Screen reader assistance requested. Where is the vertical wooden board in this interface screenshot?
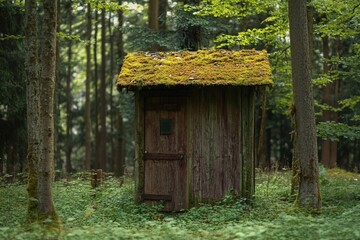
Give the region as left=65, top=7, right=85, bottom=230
left=248, top=89, right=256, bottom=197
left=134, top=91, right=145, bottom=202
left=241, top=88, right=248, bottom=198
left=206, top=88, right=216, bottom=197
left=189, top=87, right=245, bottom=203
left=241, top=87, right=255, bottom=199
left=185, top=95, right=193, bottom=205
left=232, top=88, right=242, bottom=194
left=222, top=87, right=240, bottom=196
left=189, top=89, right=202, bottom=203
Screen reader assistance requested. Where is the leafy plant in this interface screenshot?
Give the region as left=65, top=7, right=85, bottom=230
left=0, top=170, right=359, bottom=239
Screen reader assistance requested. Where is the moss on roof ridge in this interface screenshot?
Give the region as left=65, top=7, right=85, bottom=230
left=117, top=49, right=273, bottom=87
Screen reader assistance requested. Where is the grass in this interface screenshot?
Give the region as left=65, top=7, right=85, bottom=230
left=0, top=168, right=359, bottom=239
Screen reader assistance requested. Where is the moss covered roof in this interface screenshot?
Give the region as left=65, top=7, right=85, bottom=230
left=117, top=49, right=273, bottom=87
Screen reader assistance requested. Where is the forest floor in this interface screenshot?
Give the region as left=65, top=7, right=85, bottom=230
left=0, top=167, right=359, bottom=240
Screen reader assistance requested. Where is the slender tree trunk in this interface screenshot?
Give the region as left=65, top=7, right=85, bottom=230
left=257, top=90, right=267, bottom=170
left=321, top=36, right=339, bottom=169
left=329, top=38, right=341, bottom=168
left=288, top=0, right=321, bottom=210
left=94, top=10, right=100, bottom=169
left=100, top=8, right=107, bottom=171
left=115, top=0, right=125, bottom=177
left=65, top=2, right=73, bottom=173
left=84, top=3, right=92, bottom=171
left=108, top=12, right=115, bottom=172
left=116, top=112, right=125, bottom=177
left=25, top=0, right=40, bottom=222
left=330, top=78, right=338, bottom=167
left=37, top=0, right=61, bottom=226
left=158, top=0, right=167, bottom=30
left=6, top=143, right=14, bottom=174
left=149, top=0, right=159, bottom=30
left=0, top=156, right=3, bottom=175
left=54, top=0, right=61, bottom=172
left=321, top=35, right=332, bottom=168
left=182, top=0, right=202, bottom=50
left=148, top=0, right=160, bottom=51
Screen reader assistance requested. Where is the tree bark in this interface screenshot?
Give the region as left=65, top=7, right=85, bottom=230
left=94, top=10, right=100, bottom=169
left=321, top=35, right=332, bottom=168
left=292, top=2, right=314, bottom=196
left=257, top=90, right=267, bottom=170
left=84, top=3, right=92, bottom=171
left=108, top=12, right=115, bottom=172
left=54, top=0, right=61, bottom=172
left=149, top=0, right=159, bottom=30
left=24, top=0, right=40, bottom=222
left=38, top=0, right=60, bottom=222
left=158, top=0, right=167, bottom=30
left=182, top=0, right=202, bottom=50
left=65, top=1, right=73, bottom=174
left=115, top=0, right=125, bottom=177
left=100, top=8, right=107, bottom=171
left=288, top=0, right=321, bottom=210
left=115, top=112, right=125, bottom=177
left=329, top=38, right=341, bottom=168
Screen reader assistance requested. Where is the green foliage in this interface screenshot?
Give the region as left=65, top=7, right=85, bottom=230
left=312, top=0, right=360, bottom=38
left=1, top=171, right=359, bottom=239
left=190, top=0, right=275, bottom=19
left=317, top=121, right=360, bottom=141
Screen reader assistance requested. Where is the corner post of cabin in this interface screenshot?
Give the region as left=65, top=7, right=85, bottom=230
left=241, top=87, right=256, bottom=199
left=134, top=90, right=145, bottom=202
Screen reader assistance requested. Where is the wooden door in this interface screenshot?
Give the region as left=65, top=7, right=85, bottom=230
left=143, top=96, right=187, bottom=211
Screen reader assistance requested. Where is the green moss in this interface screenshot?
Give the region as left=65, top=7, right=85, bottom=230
left=26, top=146, right=62, bottom=235
left=27, top=145, right=39, bottom=223
left=117, top=49, right=273, bottom=88
left=327, top=168, right=359, bottom=180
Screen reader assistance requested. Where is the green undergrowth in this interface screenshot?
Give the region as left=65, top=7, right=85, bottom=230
left=0, top=169, right=359, bottom=239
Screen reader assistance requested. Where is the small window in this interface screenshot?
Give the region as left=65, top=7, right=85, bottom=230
left=160, top=119, right=172, bottom=135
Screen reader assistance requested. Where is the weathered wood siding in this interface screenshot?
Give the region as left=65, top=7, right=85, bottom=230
left=135, top=86, right=255, bottom=210
left=186, top=86, right=255, bottom=203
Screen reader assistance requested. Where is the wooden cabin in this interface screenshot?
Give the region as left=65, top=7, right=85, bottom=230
left=117, top=49, right=272, bottom=211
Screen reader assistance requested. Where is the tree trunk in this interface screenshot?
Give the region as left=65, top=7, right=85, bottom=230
left=100, top=8, right=107, bottom=171
left=65, top=2, right=73, bottom=174
left=321, top=35, right=332, bottom=168
left=329, top=37, right=341, bottom=168
left=84, top=3, right=92, bottom=171
left=290, top=104, right=300, bottom=196
left=24, top=0, right=40, bottom=222
left=257, top=90, right=267, bottom=170
left=94, top=10, right=100, bottom=169
left=182, top=0, right=202, bottom=50
left=108, top=12, right=115, bottom=172
left=158, top=0, right=167, bottom=30
left=38, top=0, right=60, bottom=223
left=115, top=0, right=125, bottom=177
left=148, top=0, right=161, bottom=51
left=54, top=0, right=61, bottom=172
left=115, top=112, right=125, bottom=177
left=288, top=0, right=321, bottom=210
left=149, top=0, right=159, bottom=30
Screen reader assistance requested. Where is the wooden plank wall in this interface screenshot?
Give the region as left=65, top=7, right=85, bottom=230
left=135, top=86, right=256, bottom=207
left=187, top=86, right=255, bottom=204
